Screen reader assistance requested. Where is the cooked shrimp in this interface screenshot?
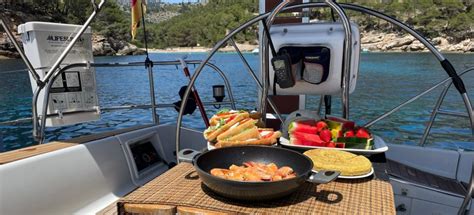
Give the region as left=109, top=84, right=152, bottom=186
left=276, top=166, right=294, bottom=177
left=210, top=168, right=229, bottom=178
left=266, top=163, right=278, bottom=172
left=227, top=172, right=244, bottom=181
left=272, top=175, right=283, bottom=181
left=210, top=162, right=296, bottom=182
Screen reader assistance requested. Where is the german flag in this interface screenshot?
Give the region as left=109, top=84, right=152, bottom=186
left=131, top=0, right=146, bottom=40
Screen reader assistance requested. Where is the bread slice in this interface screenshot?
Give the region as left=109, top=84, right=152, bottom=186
left=216, top=131, right=281, bottom=148
left=203, top=112, right=250, bottom=142
left=228, top=126, right=260, bottom=141
left=216, top=118, right=256, bottom=141
left=209, top=111, right=248, bottom=126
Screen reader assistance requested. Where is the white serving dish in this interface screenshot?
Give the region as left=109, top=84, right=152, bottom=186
left=312, top=167, right=374, bottom=179
left=279, top=135, right=388, bottom=155
left=207, top=142, right=278, bottom=150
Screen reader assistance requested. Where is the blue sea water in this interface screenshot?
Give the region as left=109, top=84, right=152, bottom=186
left=0, top=52, right=473, bottom=152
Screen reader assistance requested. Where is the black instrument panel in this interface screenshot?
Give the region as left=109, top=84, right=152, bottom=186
left=130, top=140, right=162, bottom=173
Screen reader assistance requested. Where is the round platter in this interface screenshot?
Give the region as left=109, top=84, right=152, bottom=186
left=207, top=142, right=277, bottom=150
left=312, top=167, right=374, bottom=179
left=279, top=135, right=388, bottom=155
left=207, top=141, right=217, bottom=150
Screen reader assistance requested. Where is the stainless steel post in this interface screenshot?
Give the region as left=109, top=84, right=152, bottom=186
left=461, top=93, right=474, bottom=135
left=420, top=82, right=452, bottom=146
left=258, top=0, right=293, bottom=124
left=147, top=64, right=159, bottom=124
left=38, top=80, right=54, bottom=144
left=32, top=87, right=42, bottom=141
left=325, top=0, right=352, bottom=119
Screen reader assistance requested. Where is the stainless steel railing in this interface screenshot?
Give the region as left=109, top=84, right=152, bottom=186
left=30, top=60, right=237, bottom=143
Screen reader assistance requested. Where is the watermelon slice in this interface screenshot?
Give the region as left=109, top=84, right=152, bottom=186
left=290, top=131, right=326, bottom=147
left=290, top=137, right=326, bottom=147
left=288, top=121, right=318, bottom=134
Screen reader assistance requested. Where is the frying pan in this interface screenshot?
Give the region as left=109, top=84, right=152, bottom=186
left=178, top=146, right=339, bottom=201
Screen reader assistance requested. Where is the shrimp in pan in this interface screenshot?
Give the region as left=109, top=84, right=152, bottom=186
left=210, top=162, right=296, bottom=182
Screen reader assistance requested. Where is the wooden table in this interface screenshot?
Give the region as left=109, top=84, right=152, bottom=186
left=118, top=163, right=395, bottom=214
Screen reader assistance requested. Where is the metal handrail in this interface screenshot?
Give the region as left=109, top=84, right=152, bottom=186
left=32, top=60, right=237, bottom=143
left=437, top=110, right=469, bottom=118
left=420, top=67, right=474, bottom=146
left=364, top=67, right=474, bottom=129
left=0, top=101, right=240, bottom=126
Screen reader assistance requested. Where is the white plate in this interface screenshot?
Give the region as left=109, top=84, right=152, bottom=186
left=312, top=167, right=374, bottom=179
left=279, top=135, right=388, bottom=155
left=207, top=142, right=277, bottom=150
left=207, top=141, right=217, bottom=150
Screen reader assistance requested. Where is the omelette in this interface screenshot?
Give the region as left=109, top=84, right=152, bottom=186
left=304, top=149, right=372, bottom=176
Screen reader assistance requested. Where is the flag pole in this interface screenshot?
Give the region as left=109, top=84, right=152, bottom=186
left=140, top=1, right=158, bottom=124
left=140, top=2, right=150, bottom=60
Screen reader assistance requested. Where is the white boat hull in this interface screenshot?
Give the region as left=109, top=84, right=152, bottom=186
left=0, top=124, right=206, bottom=215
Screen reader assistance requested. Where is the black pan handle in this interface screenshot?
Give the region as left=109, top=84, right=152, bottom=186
left=306, top=170, right=340, bottom=184
left=177, top=148, right=201, bottom=164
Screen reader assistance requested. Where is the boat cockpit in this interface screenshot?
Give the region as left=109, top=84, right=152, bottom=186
left=0, top=0, right=473, bottom=214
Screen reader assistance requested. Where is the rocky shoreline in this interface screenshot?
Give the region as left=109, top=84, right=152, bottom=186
left=0, top=31, right=145, bottom=59
left=148, top=32, right=474, bottom=54
left=1, top=30, right=473, bottom=59
left=91, top=34, right=145, bottom=56
left=361, top=31, right=474, bottom=53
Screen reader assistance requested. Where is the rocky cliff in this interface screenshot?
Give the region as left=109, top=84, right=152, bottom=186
left=361, top=31, right=474, bottom=53
left=91, top=34, right=145, bottom=56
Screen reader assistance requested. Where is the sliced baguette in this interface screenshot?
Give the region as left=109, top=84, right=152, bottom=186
left=228, top=126, right=260, bottom=141
left=209, top=111, right=248, bottom=126
left=216, top=131, right=281, bottom=148
left=203, top=112, right=250, bottom=141
left=216, top=118, right=256, bottom=141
